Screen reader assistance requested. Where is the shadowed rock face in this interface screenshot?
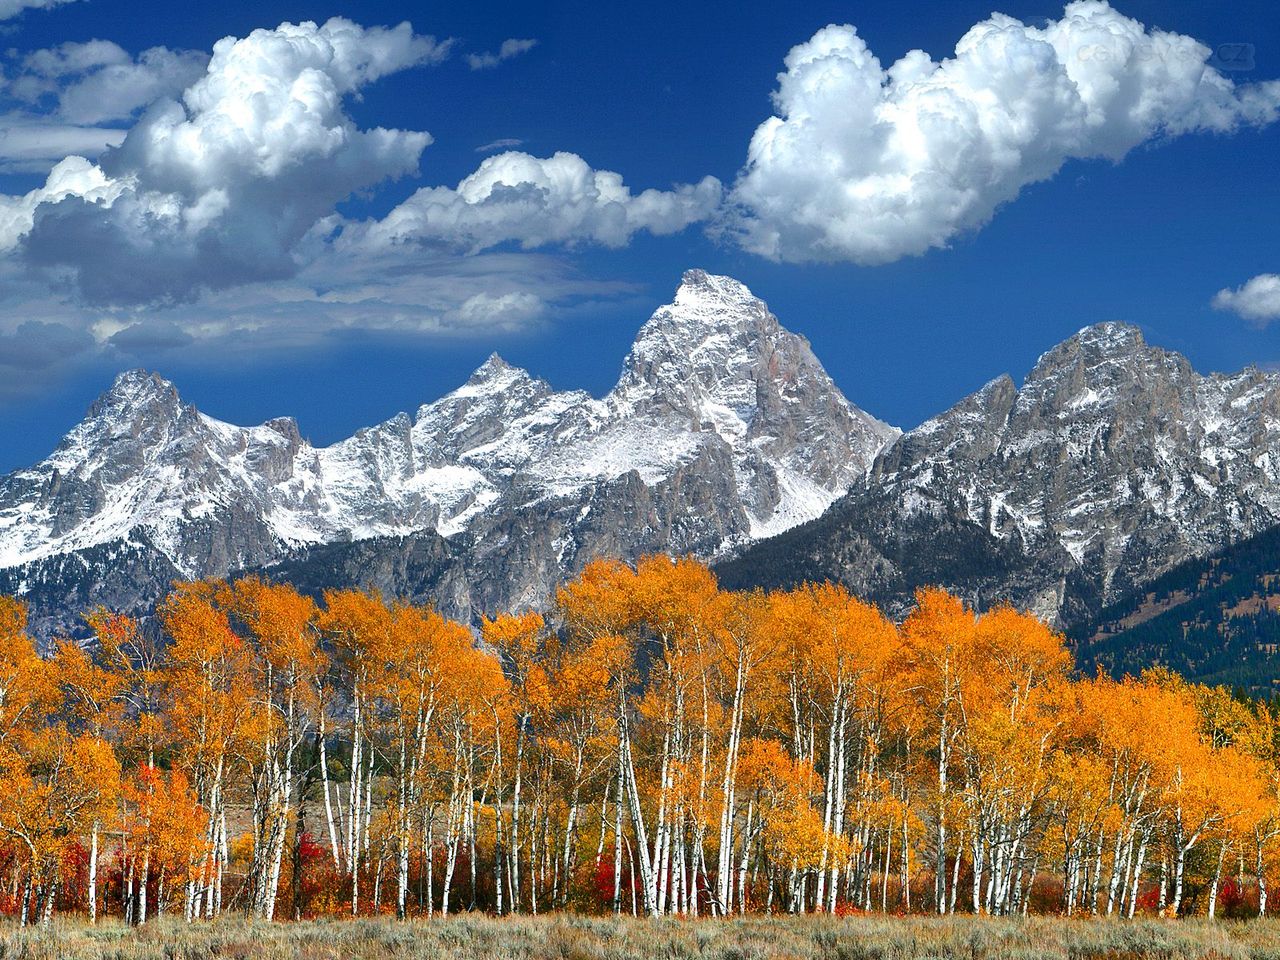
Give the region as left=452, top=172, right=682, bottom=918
left=719, top=322, right=1280, bottom=628
left=0, top=270, right=897, bottom=640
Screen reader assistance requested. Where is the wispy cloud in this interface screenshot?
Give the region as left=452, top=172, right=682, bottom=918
left=475, top=137, right=523, bottom=153
left=466, top=38, right=537, bottom=71
left=0, top=0, right=78, bottom=21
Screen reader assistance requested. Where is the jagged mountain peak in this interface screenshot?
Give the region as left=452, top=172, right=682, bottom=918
left=84, top=368, right=185, bottom=424
left=469, top=352, right=517, bottom=381
left=449, top=351, right=542, bottom=400
left=1069, top=320, right=1144, bottom=349
left=1029, top=322, right=1150, bottom=370
left=634, top=269, right=774, bottom=350
left=108, top=367, right=174, bottom=393
left=673, top=268, right=758, bottom=306
left=1026, top=321, right=1174, bottom=381
left=1015, top=321, right=1195, bottom=418
left=618, top=270, right=808, bottom=413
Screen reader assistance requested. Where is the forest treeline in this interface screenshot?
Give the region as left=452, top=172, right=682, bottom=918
left=1, top=555, right=1279, bottom=927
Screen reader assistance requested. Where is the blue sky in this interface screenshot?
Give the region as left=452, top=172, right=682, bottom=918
left=0, top=0, right=1276, bottom=472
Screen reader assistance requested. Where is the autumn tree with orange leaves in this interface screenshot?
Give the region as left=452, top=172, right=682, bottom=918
left=0, top=557, right=1276, bottom=923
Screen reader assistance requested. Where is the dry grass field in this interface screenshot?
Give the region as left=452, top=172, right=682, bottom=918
left=5, top=915, right=1280, bottom=960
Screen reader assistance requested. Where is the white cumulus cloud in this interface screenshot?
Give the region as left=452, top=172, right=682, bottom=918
left=362, top=150, right=722, bottom=253
left=8, top=18, right=450, bottom=305
left=726, top=0, right=1280, bottom=264
left=1213, top=274, right=1280, bottom=325
left=0, top=155, right=127, bottom=253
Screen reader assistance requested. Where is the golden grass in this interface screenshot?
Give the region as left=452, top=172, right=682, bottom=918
left=5, top=914, right=1280, bottom=960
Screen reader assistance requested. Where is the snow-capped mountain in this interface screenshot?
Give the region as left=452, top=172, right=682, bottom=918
left=0, top=270, right=897, bottom=636
left=719, top=321, right=1280, bottom=627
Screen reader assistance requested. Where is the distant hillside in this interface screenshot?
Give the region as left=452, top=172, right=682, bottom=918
left=1074, top=524, right=1280, bottom=694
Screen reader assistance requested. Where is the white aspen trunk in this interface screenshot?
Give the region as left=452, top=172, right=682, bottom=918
left=319, top=710, right=343, bottom=871
left=493, top=780, right=506, bottom=916
left=264, top=688, right=298, bottom=921
left=901, top=814, right=911, bottom=912
left=1107, top=823, right=1133, bottom=916
left=1258, top=836, right=1269, bottom=917
left=737, top=802, right=754, bottom=914
left=348, top=720, right=360, bottom=869
left=657, top=804, right=674, bottom=916
left=620, top=712, right=656, bottom=915
left=1172, top=843, right=1189, bottom=915
left=714, top=660, right=748, bottom=914
left=936, top=709, right=949, bottom=915
left=88, top=820, right=99, bottom=924
left=1208, top=844, right=1226, bottom=919
left=1128, top=831, right=1150, bottom=919
left=815, top=693, right=839, bottom=912
left=1089, top=825, right=1105, bottom=915
left=827, top=704, right=849, bottom=913
left=948, top=830, right=961, bottom=914
left=362, top=745, right=375, bottom=857
left=139, top=850, right=150, bottom=924
left=613, top=750, right=625, bottom=915
left=972, top=829, right=985, bottom=914
left=560, top=760, right=583, bottom=908
left=882, top=825, right=892, bottom=912
left=1022, top=854, right=1040, bottom=917
left=594, top=774, right=611, bottom=870
left=510, top=716, right=526, bottom=913
left=347, top=712, right=362, bottom=878
left=651, top=728, right=671, bottom=915
left=39, top=879, right=56, bottom=929
left=425, top=808, right=435, bottom=918
left=214, top=805, right=228, bottom=916
left=468, top=806, right=478, bottom=910
left=397, top=743, right=409, bottom=920
left=441, top=817, right=458, bottom=917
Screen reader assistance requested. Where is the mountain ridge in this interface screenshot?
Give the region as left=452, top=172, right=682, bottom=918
left=0, top=269, right=898, bottom=637
left=9, top=273, right=1280, bottom=653
left=719, top=319, right=1280, bottom=628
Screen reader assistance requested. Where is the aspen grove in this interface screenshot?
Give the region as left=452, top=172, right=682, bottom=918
left=0, top=556, right=1277, bottom=927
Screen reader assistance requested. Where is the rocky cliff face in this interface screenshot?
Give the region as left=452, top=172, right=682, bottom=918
left=719, top=322, right=1280, bottom=627
left=0, top=270, right=897, bottom=638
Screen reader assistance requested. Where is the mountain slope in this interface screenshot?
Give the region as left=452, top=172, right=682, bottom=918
left=1074, top=523, right=1280, bottom=693
left=0, top=269, right=897, bottom=637
left=719, top=322, right=1280, bottom=628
